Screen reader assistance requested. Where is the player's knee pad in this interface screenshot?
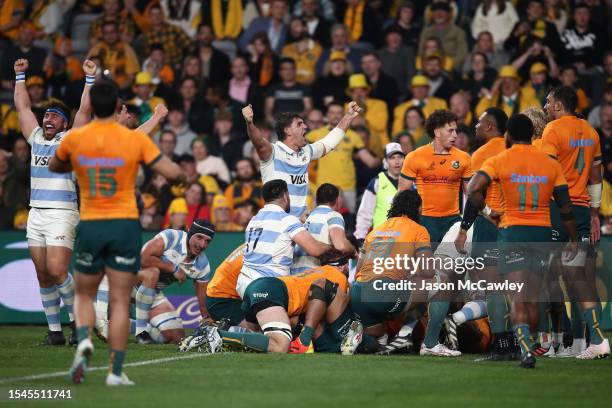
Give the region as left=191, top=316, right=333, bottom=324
left=261, top=321, right=292, bottom=341
left=308, top=284, right=326, bottom=302
left=150, top=311, right=184, bottom=331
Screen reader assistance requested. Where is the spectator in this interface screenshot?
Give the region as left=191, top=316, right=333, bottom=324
left=224, top=158, right=264, bottom=209
left=296, top=0, right=332, bottom=48
left=361, top=52, right=399, bottom=117
left=0, top=183, right=15, bottom=229
left=392, top=75, right=448, bottom=135
left=471, top=0, right=519, bottom=47
left=165, top=196, right=188, bottom=230
left=143, top=172, right=174, bottom=215
left=307, top=101, right=380, bottom=212
left=394, top=106, right=427, bottom=148
left=178, top=76, right=208, bottom=134
left=346, top=73, right=389, bottom=158
left=336, top=0, right=382, bottom=48
left=158, top=130, right=181, bottom=163
left=142, top=4, right=193, bottom=69
left=89, top=0, right=135, bottom=46
left=460, top=51, right=498, bottom=109
left=281, top=17, right=322, bottom=85
left=203, top=83, right=245, bottom=135
left=559, top=3, right=602, bottom=70
left=450, top=92, right=474, bottom=127
left=393, top=1, right=420, bottom=51
left=234, top=198, right=259, bottom=229
left=207, top=110, right=244, bottom=171
left=88, top=20, right=140, bottom=90
left=191, top=137, right=231, bottom=185
left=544, top=0, right=568, bottom=34
left=416, top=36, right=454, bottom=75
left=128, top=72, right=166, bottom=124
left=588, top=84, right=612, bottom=129
left=159, top=105, right=196, bottom=155
left=29, top=0, right=63, bottom=43
left=228, top=56, right=264, bottom=117
left=196, top=24, right=231, bottom=85
left=180, top=55, right=202, bottom=82
left=25, top=76, right=47, bottom=121
left=311, top=50, right=351, bottom=111
left=265, top=57, right=312, bottom=122
left=521, top=62, right=553, bottom=106
left=475, top=65, right=540, bottom=117
left=598, top=102, right=612, bottom=232
left=352, top=124, right=381, bottom=196
left=0, top=103, right=19, bottom=148
left=201, top=0, right=243, bottom=40
left=46, top=37, right=83, bottom=101
left=376, top=25, right=415, bottom=103
left=160, top=0, right=201, bottom=38
left=315, top=23, right=362, bottom=77
left=139, top=193, right=164, bottom=231
left=511, top=37, right=559, bottom=82
left=558, top=65, right=590, bottom=113
left=418, top=1, right=468, bottom=67
left=305, top=109, right=324, bottom=130
left=211, top=194, right=242, bottom=231
left=0, top=0, right=25, bottom=44
left=462, top=31, right=506, bottom=74
left=141, top=44, right=175, bottom=87
left=422, top=53, right=455, bottom=102
left=239, top=0, right=288, bottom=53
left=0, top=151, right=9, bottom=193
left=293, top=0, right=336, bottom=22
left=394, top=132, right=415, bottom=154
left=503, top=0, right=563, bottom=61
left=455, top=124, right=475, bottom=153
left=1, top=23, right=48, bottom=91
left=246, top=32, right=279, bottom=89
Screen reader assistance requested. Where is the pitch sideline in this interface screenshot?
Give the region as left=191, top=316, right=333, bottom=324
left=0, top=353, right=208, bottom=384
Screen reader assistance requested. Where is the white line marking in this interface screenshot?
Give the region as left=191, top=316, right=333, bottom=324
left=0, top=353, right=208, bottom=384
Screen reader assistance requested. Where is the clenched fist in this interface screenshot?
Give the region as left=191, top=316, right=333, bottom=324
left=82, top=59, right=97, bottom=76
left=153, top=104, right=168, bottom=119
left=346, top=101, right=362, bottom=118
left=14, top=59, right=28, bottom=73
left=242, top=104, right=254, bottom=123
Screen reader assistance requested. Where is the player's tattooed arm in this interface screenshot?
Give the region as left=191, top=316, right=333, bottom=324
left=13, top=59, right=38, bottom=139
left=73, top=59, right=97, bottom=128
left=243, top=104, right=272, bottom=162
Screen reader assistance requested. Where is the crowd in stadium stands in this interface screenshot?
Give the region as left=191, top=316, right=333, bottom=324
left=0, top=0, right=610, bottom=234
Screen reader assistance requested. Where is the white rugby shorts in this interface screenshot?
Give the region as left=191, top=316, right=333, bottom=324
left=27, top=208, right=79, bottom=249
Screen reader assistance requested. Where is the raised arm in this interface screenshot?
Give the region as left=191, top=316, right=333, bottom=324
left=242, top=104, right=273, bottom=162
left=336, top=101, right=362, bottom=132
left=137, top=104, right=168, bottom=135
left=310, top=102, right=362, bottom=159
left=13, top=59, right=39, bottom=139
left=72, top=59, right=97, bottom=129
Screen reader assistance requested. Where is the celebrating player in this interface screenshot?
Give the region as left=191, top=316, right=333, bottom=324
left=49, top=80, right=182, bottom=386
left=242, top=101, right=361, bottom=217
left=14, top=58, right=97, bottom=346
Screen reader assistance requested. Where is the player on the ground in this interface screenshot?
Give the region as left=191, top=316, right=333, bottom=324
left=235, top=179, right=331, bottom=298
left=134, top=221, right=214, bottom=344
left=49, top=80, right=182, bottom=385
left=455, top=107, right=519, bottom=360
left=242, top=101, right=361, bottom=218
left=292, top=183, right=357, bottom=274
left=541, top=86, right=609, bottom=359
left=460, top=113, right=578, bottom=369
left=14, top=58, right=97, bottom=346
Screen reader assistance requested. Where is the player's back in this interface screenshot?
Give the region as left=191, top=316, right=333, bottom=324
left=471, top=137, right=505, bottom=212
left=541, top=116, right=601, bottom=206
left=356, top=216, right=431, bottom=282
left=481, top=144, right=567, bottom=228
left=207, top=244, right=245, bottom=299
left=280, top=265, right=349, bottom=316
left=61, top=121, right=161, bottom=220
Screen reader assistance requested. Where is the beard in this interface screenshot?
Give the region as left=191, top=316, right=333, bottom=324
left=236, top=173, right=255, bottom=183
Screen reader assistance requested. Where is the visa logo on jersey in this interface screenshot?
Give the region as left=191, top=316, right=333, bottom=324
left=570, top=138, right=594, bottom=148
left=32, top=155, right=51, bottom=166
left=290, top=174, right=307, bottom=185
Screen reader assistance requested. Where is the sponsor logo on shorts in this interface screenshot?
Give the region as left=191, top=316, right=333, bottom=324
left=115, top=256, right=136, bottom=265
left=76, top=252, right=93, bottom=267
left=253, top=292, right=269, bottom=298
left=54, top=235, right=65, bottom=241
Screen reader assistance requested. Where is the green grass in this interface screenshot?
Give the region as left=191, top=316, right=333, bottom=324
left=1, top=326, right=611, bottom=408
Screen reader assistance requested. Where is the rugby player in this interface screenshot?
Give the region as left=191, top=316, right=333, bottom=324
left=455, top=107, right=519, bottom=360
left=134, top=220, right=215, bottom=344
left=235, top=179, right=332, bottom=299
left=541, top=86, right=610, bottom=359
left=49, top=80, right=182, bottom=385
left=14, top=58, right=97, bottom=346
left=292, top=183, right=357, bottom=274
left=241, top=101, right=361, bottom=218
left=460, top=113, right=578, bottom=368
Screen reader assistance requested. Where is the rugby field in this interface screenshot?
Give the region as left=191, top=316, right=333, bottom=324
left=1, top=326, right=611, bottom=408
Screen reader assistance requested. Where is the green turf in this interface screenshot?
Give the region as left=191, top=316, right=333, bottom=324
left=1, top=326, right=611, bottom=408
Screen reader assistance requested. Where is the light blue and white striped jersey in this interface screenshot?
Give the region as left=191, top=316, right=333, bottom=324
left=292, top=205, right=345, bottom=274
left=155, top=229, right=211, bottom=283
left=260, top=141, right=323, bottom=217
left=241, top=203, right=305, bottom=282
left=28, top=127, right=78, bottom=210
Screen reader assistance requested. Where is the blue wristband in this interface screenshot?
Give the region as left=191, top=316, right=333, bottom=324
left=15, top=72, right=25, bottom=83
left=85, top=75, right=95, bottom=85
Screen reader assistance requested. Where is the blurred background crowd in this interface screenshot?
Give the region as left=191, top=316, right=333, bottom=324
left=0, top=0, right=610, bottom=235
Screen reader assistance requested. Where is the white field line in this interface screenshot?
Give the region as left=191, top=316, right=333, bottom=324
left=0, top=353, right=208, bottom=384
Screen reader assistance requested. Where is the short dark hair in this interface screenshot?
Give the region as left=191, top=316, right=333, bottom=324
left=319, top=248, right=349, bottom=267
left=484, top=107, right=508, bottom=135
left=327, top=100, right=345, bottom=112
left=560, top=64, right=578, bottom=76
left=235, top=198, right=260, bottom=212
left=178, top=153, right=195, bottom=164
left=387, top=189, right=422, bottom=222
left=274, top=112, right=302, bottom=141
left=101, top=20, right=119, bottom=31
left=507, top=114, right=534, bottom=143
left=90, top=80, right=118, bottom=118
left=549, top=86, right=578, bottom=113
left=279, top=57, right=296, bottom=67
left=361, top=52, right=379, bottom=61
left=316, top=183, right=340, bottom=206
left=425, top=109, right=457, bottom=138
left=150, top=43, right=164, bottom=52
left=160, top=129, right=177, bottom=143
left=262, top=179, right=288, bottom=202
